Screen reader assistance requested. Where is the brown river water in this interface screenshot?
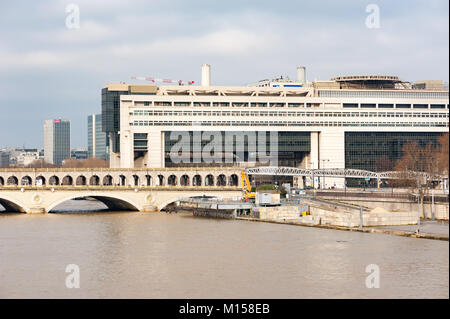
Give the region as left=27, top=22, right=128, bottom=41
left=0, top=200, right=448, bottom=298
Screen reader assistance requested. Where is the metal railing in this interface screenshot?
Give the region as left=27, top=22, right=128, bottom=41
left=245, top=166, right=448, bottom=181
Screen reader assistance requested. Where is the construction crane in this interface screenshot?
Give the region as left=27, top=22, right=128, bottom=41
left=131, top=76, right=195, bottom=86
left=241, top=170, right=256, bottom=201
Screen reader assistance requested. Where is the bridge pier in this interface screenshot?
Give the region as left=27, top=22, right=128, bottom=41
left=141, top=204, right=159, bottom=212
left=27, top=206, right=46, bottom=214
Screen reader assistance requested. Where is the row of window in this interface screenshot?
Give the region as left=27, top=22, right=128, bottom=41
left=130, top=120, right=449, bottom=128
left=134, top=101, right=320, bottom=107
left=319, top=90, right=448, bottom=99
left=133, top=100, right=450, bottom=109
left=343, top=103, right=448, bottom=109
left=129, top=110, right=449, bottom=118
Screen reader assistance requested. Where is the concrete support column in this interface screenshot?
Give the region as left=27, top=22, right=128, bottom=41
left=309, top=132, right=320, bottom=189
left=319, top=129, right=345, bottom=188
left=310, top=132, right=319, bottom=169
left=120, top=130, right=134, bottom=168
left=108, top=134, right=120, bottom=168
left=147, top=130, right=165, bottom=168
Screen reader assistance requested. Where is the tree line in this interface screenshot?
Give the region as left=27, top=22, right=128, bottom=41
left=26, top=157, right=109, bottom=168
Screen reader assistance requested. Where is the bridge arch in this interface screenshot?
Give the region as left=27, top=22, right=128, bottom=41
left=167, top=175, right=177, bottom=186
left=132, top=175, right=139, bottom=186
left=0, top=195, right=26, bottom=213
left=47, top=193, right=141, bottom=213
left=21, top=176, right=32, bottom=186
left=36, top=176, right=46, bottom=186
left=217, top=174, right=227, bottom=186
left=205, top=174, right=214, bottom=186
left=0, top=176, right=4, bottom=186
left=7, top=176, right=18, bottom=186
left=89, top=175, right=100, bottom=186
left=158, top=196, right=196, bottom=211
left=76, top=175, right=86, bottom=185
left=118, top=175, right=126, bottom=186
left=62, top=175, right=73, bottom=186
left=229, top=174, right=239, bottom=186
left=157, top=175, right=164, bottom=186
left=193, top=174, right=202, bottom=186
left=180, top=175, right=190, bottom=186
left=49, top=175, right=60, bottom=186
left=103, top=175, right=113, bottom=186
left=144, top=175, right=152, bottom=186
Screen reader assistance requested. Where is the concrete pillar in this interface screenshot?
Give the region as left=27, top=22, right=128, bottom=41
left=119, top=130, right=134, bottom=168
left=310, top=132, right=319, bottom=169
left=147, top=131, right=165, bottom=168
left=319, top=129, right=345, bottom=188
left=108, top=134, right=121, bottom=168
left=293, top=176, right=304, bottom=188
left=310, top=132, right=320, bottom=189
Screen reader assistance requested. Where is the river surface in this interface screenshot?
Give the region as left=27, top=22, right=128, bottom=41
left=0, top=200, right=448, bottom=298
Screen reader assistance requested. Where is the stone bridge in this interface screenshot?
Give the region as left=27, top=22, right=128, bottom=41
left=0, top=167, right=243, bottom=213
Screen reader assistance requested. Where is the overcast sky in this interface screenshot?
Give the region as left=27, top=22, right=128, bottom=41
left=0, top=0, right=448, bottom=149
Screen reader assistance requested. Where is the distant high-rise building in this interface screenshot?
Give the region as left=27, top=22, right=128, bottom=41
left=44, top=119, right=71, bottom=165
left=0, top=151, right=10, bottom=168
left=71, top=148, right=88, bottom=160
left=88, top=114, right=109, bottom=160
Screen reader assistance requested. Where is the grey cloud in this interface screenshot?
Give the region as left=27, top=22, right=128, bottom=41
left=0, top=0, right=448, bottom=148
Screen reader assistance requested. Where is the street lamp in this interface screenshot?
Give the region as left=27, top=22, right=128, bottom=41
left=344, top=170, right=347, bottom=195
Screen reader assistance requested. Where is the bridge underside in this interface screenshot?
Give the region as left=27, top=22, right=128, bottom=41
left=0, top=198, right=25, bottom=213
left=87, top=196, right=139, bottom=212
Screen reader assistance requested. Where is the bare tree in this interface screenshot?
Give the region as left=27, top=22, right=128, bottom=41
left=61, top=158, right=83, bottom=168
left=437, top=133, right=449, bottom=175
left=26, top=159, right=58, bottom=168
left=81, top=158, right=109, bottom=168
left=393, top=135, right=449, bottom=217
left=374, top=155, right=393, bottom=172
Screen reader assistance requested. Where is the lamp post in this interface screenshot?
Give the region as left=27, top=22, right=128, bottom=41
left=416, top=174, right=421, bottom=234
left=344, top=171, right=347, bottom=195
left=321, top=159, right=330, bottom=190
left=144, top=163, right=149, bottom=187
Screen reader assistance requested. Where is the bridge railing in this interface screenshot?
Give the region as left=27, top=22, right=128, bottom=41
left=0, top=167, right=243, bottom=173
left=0, top=185, right=242, bottom=191
left=245, top=166, right=448, bottom=180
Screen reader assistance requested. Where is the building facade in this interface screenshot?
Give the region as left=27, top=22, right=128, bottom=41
left=44, top=119, right=71, bottom=165
left=16, top=149, right=42, bottom=167
left=71, top=148, right=88, bottom=161
left=0, top=151, right=10, bottom=168
left=101, top=66, right=449, bottom=188
left=88, top=114, right=110, bottom=160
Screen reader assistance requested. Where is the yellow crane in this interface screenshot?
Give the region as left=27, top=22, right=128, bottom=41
left=241, top=170, right=256, bottom=200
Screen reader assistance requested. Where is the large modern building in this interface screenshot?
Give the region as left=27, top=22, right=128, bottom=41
left=101, top=65, right=449, bottom=188
left=88, top=114, right=110, bottom=160
left=44, top=119, right=71, bottom=165
left=0, top=151, right=10, bottom=168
